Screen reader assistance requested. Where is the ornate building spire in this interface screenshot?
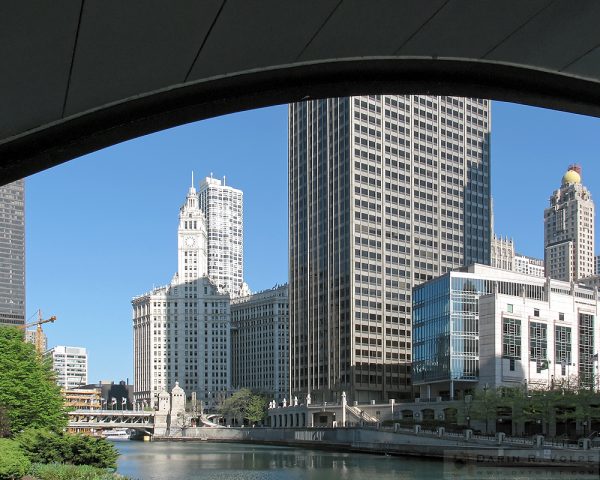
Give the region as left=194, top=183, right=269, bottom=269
left=177, top=177, right=207, bottom=282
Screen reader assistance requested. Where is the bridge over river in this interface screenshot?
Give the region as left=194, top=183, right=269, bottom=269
left=68, top=409, right=155, bottom=435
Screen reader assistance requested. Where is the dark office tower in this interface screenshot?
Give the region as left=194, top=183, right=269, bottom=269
left=289, top=96, right=490, bottom=403
left=0, top=179, right=25, bottom=327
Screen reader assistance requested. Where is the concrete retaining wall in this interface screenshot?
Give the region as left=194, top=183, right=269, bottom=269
left=154, top=427, right=600, bottom=468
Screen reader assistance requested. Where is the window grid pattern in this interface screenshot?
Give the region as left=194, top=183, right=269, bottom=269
left=555, top=325, right=572, bottom=364
left=529, top=322, right=547, bottom=361
left=578, top=313, right=595, bottom=387
left=502, top=317, right=521, bottom=359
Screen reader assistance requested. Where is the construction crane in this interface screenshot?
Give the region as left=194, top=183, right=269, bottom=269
left=18, top=309, right=56, bottom=355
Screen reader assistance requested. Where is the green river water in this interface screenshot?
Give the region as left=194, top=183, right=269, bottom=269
left=115, top=440, right=597, bottom=480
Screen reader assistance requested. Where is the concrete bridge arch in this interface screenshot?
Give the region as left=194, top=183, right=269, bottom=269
left=2, top=1, right=600, bottom=183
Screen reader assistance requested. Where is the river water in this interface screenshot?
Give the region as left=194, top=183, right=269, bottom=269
left=115, top=440, right=597, bottom=480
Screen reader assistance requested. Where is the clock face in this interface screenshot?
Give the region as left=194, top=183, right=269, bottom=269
left=185, top=236, right=196, bottom=248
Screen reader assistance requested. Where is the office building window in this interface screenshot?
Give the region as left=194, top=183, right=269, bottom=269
left=502, top=317, right=521, bottom=359
left=529, top=322, right=547, bottom=361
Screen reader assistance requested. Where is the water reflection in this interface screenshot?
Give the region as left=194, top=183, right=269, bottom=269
left=116, top=441, right=596, bottom=480
left=116, top=441, right=438, bottom=480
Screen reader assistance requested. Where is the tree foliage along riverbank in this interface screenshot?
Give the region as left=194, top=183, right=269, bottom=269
left=0, top=435, right=127, bottom=480
left=219, top=388, right=268, bottom=425
left=17, top=428, right=119, bottom=469
left=0, top=327, right=67, bottom=435
left=460, top=381, right=600, bottom=435
left=0, top=326, right=125, bottom=480
left=0, top=438, right=30, bottom=479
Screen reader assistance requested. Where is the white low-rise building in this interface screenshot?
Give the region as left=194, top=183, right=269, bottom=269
left=413, top=264, right=600, bottom=400
left=48, top=345, right=88, bottom=389
left=513, top=254, right=545, bottom=278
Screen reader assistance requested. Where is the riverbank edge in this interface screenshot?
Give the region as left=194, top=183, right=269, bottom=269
left=150, top=428, right=600, bottom=470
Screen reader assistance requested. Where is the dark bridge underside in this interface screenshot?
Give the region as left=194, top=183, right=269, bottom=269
left=5, top=1, right=600, bottom=185
left=3, top=58, right=600, bottom=186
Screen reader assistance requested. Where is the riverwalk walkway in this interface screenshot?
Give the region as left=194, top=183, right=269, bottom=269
left=152, top=425, right=600, bottom=470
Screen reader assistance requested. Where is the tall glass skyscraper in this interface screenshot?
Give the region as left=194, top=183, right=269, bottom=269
left=289, top=96, right=491, bottom=403
left=0, top=179, right=25, bottom=327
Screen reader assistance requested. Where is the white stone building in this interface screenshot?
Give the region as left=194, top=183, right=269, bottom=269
left=491, top=235, right=514, bottom=271
left=48, top=345, right=88, bottom=389
left=133, top=179, right=231, bottom=410
left=545, top=165, right=595, bottom=282
left=198, top=176, right=244, bottom=297
left=413, top=264, right=600, bottom=400
left=513, top=253, right=545, bottom=278
left=491, top=234, right=544, bottom=278
left=231, top=284, right=289, bottom=401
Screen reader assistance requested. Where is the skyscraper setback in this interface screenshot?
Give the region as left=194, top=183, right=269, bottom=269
left=289, top=95, right=491, bottom=403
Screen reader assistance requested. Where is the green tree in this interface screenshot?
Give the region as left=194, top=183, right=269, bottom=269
left=220, top=388, right=252, bottom=425
left=469, top=386, right=501, bottom=434
left=219, top=389, right=267, bottom=425
left=246, top=394, right=267, bottom=425
left=0, top=405, right=10, bottom=438
left=567, top=388, right=600, bottom=436
left=0, top=327, right=67, bottom=435
left=494, top=386, right=527, bottom=433
left=17, top=428, right=68, bottom=464
left=533, top=389, right=557, bottom=429
left=0, top=438, right=30, bottom=480
left=17, top=428, right=118, bottom=469
left=64, top=434, right=118, bottom=469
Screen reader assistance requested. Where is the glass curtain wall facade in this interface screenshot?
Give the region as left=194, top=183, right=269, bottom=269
left=289, top=96, right=491, bottom=403
left=413, top=275, right=482, bottom=398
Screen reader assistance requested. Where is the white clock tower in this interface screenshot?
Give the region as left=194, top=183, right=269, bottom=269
left=177, top=173, right=208, bottom=282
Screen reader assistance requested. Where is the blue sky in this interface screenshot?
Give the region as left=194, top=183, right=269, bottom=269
left=25, top=100, right=600, bottom=382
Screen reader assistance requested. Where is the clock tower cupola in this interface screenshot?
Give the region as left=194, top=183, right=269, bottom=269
left=177, top=172, right=208, bottom=281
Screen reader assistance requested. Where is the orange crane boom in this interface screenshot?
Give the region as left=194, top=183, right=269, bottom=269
left=18, top=309, right=56, bottom=354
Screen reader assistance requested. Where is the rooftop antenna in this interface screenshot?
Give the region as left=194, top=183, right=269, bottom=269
left=191, top=170, right=194, bottom=188
left=223, top=175, right=226, bottom=186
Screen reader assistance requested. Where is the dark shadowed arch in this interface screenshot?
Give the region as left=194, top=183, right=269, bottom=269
left=3, top=1, right=600, bottom=184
